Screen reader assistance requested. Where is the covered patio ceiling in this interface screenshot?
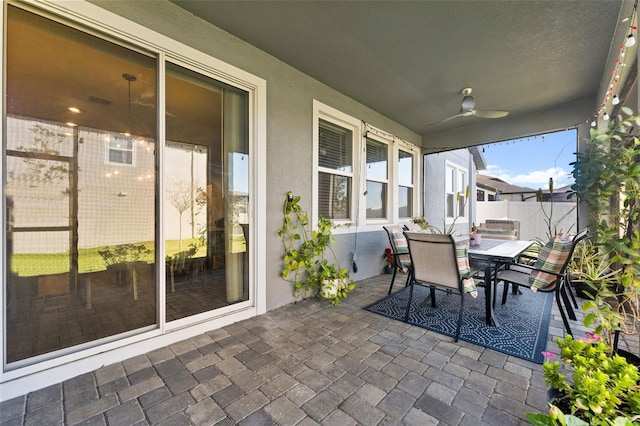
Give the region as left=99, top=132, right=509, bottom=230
left=170, top=0, right=637, bottom=150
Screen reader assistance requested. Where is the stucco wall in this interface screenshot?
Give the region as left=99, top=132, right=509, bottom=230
left=90, top=0, right=421, bottom=310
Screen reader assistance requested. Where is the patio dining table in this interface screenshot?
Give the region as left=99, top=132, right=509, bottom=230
left=468, top=238, right=534, bottom=327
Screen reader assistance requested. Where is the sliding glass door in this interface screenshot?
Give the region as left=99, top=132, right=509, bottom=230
left=4, top=4, right=251, bottom=365
left=164, top=63, right=249, bottom=321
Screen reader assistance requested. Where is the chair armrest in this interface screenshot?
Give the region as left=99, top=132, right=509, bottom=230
left=497, top=263, right=564, bottom=280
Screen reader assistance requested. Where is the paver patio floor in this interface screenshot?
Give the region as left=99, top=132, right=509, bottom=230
left=1, top=273, right=630, bottom=425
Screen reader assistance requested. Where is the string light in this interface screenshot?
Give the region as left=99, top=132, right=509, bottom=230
left=626, top=33, right=636, bottom=47
left=588, top=2, right=637, bottom=125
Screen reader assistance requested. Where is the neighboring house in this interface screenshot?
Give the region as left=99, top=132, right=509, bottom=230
left=0, top=0, right=632, bottom=400
left=476, top=174, right=573, bottom=202
left=534, top=184, right=575, bottom=203
left=476, top=174, right=537, bottom=202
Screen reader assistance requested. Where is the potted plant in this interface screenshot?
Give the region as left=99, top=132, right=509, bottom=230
left=98, top=242, right=152, bottom=285
left=278, top=191, right=355, bottom=305
left=569, top=107, right=640, bottom=351
left=383, top=248, right=395, bottom=274
left=567, top=240, right=620, bottom=300
left=526, top=334, right=640, bottom=425
left=98, top=242, right=152, bottom=268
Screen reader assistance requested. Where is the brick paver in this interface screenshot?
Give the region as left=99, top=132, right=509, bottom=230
left=2, top=273, right=629, bottom=425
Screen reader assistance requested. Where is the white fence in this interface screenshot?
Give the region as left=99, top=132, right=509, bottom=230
left=476, top=200, right=578, bottom=241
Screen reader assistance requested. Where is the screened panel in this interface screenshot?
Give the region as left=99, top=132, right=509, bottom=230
left=398, top=186, right=413, bottom=218
left=398, top=149, right=413, bottom=186
left=446, top=167, right=455, bottom=194
left=446, top=193, right=455, bottom=218
left=318, top=119, right=352, bottom=173
left=366, top=181, right=387, bottom=219
left=458, top=195, right=466, bottom=219
left=366, top=138, right=387, bottom=180
left=458, top=170, right=467, bottom=219
left=318, top=172, right=350, bottom=220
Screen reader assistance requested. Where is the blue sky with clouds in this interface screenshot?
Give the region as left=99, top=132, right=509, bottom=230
left=480, top=128, right=577, bottom=191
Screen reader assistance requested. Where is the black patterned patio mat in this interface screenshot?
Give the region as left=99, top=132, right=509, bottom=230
left=365, top=284, right=553, bottom=364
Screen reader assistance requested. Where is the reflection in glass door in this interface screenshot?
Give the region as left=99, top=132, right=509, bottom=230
left=4, top=6, right=157, bottom=364
left=165, top=63, right=249, bottom=321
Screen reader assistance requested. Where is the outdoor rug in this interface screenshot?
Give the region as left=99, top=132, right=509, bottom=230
left=364, top=284, right=553, bottom=364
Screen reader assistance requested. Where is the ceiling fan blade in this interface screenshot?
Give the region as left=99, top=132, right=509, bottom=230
left=472, top=110, right=509, bottom=119
left=425, top=113, right=463, bottom=127
left=440, top=113, right=465, bottom=123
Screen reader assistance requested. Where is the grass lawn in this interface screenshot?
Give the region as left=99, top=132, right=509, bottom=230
left=10, top=238, right=207, bottom=277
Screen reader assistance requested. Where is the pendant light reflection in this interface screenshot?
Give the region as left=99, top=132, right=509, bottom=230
left=122, top=73, right=136, bottom=137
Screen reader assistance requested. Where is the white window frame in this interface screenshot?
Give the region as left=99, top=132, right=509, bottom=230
left=396, top=145, right=417, bottom=221
left=445, top=160, right=469, bottom=225
left=313, top=100, right=419, bottom=233
left=364, top=133, right=390, bottom=223
left=105, top=134, right=136, bottom=166
left=316, top=118, right=356, bottom=222
left=313, top=101, right=361, bottom=229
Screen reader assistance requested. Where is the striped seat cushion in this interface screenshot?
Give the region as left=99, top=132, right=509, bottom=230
left=454, top=236, right=477, bottom=296
left=529, top=235, right=573, bottom=291
left=390, top=228, right=411, bottom=268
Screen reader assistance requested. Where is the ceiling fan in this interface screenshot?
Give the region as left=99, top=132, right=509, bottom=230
left=427, top=87, right=509, bottom=126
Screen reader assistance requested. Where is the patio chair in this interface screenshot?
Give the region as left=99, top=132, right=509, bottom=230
left=477, top=219, right=520, bottom=240
left=495, top=229, right=589, bottom=335
left=403, top=232, right=480, bottom=342
left=383, top=225, right=413, bottom=294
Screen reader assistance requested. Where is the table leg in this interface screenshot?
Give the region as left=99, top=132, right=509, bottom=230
left=484, top=264, right=500, bottom=327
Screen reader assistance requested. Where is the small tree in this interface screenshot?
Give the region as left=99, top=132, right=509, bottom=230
left=537, top=177, right=575, bottom=241
left=167, top=179, right=199, bottom=250
left=8, top=124, right=69, bottom=186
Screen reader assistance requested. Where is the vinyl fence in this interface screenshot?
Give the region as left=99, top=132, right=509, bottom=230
left=476, top=200, right=578, bottom=242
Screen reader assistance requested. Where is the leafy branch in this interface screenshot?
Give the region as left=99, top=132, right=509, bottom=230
left=277, top=191, right=355, bottom=305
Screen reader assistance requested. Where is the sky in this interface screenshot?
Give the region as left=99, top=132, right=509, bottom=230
left=480, top=128, right=577, bottom=191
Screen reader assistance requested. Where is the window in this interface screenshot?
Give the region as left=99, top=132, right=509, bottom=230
left=477, top=189, right=485, bottom=201
left=318, top=119, right=353, bottom=220
left=445, top=162, right=468, bottom=223
left=365, top=137, right=388, bottom=219
left=106, top=135, right=135, bottom=165
left=314, top=101, right=418, bottom=228
left=398, top=149, right=414, bottom=218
